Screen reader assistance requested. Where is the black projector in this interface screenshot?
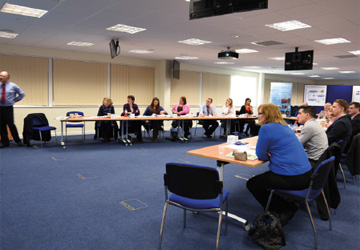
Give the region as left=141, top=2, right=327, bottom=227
left=218, top=51, right=239, bottom=60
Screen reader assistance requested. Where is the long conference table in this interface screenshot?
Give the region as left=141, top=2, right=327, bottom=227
left=59, top=115, right=298, bottom=148
left=187, top=136, right=264, bottom=230
left=59, top=115, right=258, bottom=148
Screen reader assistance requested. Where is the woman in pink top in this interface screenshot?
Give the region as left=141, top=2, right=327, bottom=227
left=171, top=96, right=192, bottom=139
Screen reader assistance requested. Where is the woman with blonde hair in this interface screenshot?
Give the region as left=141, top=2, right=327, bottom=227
left=221, top=98, right=236, bottom=135
left=95, top=97, right=118, bottom=142
left=318, top=102, right=332, bottom=119
left=223, top=98, right=235, bottom=116
left=246, top=103, right=312, bottom=227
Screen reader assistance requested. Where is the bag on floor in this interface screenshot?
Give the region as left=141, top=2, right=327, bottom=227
left=248, top=211, right=286, bottom=250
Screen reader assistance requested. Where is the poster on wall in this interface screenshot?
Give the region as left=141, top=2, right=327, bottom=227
left=352, top=86, right=360, bottom=102
left=270, top=82, right=293, bottom=116
left=304, top=85, right=327, bottom=106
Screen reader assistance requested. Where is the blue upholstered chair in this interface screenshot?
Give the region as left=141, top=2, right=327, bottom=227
left=65, top=111, right=85, bottom=141
left=32, top=117, right=57, bottom=147
left=159, top=163, right=229, bottom=250
left=265, top=156, right=335, bottom=250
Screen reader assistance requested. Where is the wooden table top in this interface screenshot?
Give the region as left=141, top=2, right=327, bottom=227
left=61, top=115, right=258, bottom=122
left=187, top=136, right=264, bottom=168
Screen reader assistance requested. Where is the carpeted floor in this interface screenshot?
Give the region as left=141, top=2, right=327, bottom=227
left=1, top=130, right=359, bottom=250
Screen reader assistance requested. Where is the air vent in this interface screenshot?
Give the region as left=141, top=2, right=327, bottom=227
left=252, top=40, right=285, bottom=46
left=334, top=55, right=358, bottom=59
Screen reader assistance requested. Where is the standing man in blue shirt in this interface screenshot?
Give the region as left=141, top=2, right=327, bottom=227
left=0, top=71, right=25, bottom=148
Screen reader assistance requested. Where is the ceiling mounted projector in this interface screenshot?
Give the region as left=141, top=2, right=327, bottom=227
left=218, top=47, right=239, bottom=60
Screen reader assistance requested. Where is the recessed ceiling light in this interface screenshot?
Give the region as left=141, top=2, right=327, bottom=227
left=1, top=3, right=48, bottom=18
left=291, top=72, right=305, bottom=75
left=235, top=49, right=258, bottom=54
left=185, top=0, right=190, bottom=2
left=128, top=49, right=154, bottom=54
left=67, top=41, right=94, bottom=47
left=178, top=38, right=212, bottom=45
left=265, top=20, right=311, bottom=31
left=315, top=38, right=351, bottom=45
left=251, top=40, right=285, bottom=46
left=0, top=31, right=18, bottom=38
left=323, top=77, right=334, bottom=80
left=214, top=62, right=235, bottom=65
left=106, top=24, right=146, bottom=34
left=175, top=56, right=199, bottom=60
left=309, top=75, right=321, bottom=78
left=348, top=50, right=360, bottom=55
left=243, top=66, right=261, bottom=69
left=321, top=67, right=339, bottom=70
left=269, top=57, right=285, bottom=60
left=339, top=71, right=355, bottom=74
left=313, top=63, right=319, bottom=66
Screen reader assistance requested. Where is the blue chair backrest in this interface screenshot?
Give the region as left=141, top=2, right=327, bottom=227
left=33, top=117, right=44, bottom=127
left=67, top=111, right=84, bottom=116
left=336, top=140, right=346, bottom=153
left=312, top=156, right=335, bottom=190
left=165, top=163, right=221, bottom=200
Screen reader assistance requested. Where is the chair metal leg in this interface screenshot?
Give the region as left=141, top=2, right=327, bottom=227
left=265, top=190, right=274, bottom=212
left=183, top=209, right=187, bottom=228
left=65, top=127, right=67, bottom=142
left=39, top=131, right=43, bottom=148
left=321, top=191, right=332, bottom=231
left=158, top=202, right=168, bottom=250
left=305, top=201, right=318, bottom=249
left=339, top=163, right=346, bottom=189
left=54, top=130, right=57, bottom=145
left=216, top=210, right=223, bottom=249
left=225, top=198, right=228, bottom=236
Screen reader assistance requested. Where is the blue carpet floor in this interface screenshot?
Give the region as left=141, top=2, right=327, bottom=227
left=1, top=131, right=359, bottom=250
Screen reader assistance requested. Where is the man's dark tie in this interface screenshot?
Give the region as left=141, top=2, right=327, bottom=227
left=1, top=84, right=5, bottom=104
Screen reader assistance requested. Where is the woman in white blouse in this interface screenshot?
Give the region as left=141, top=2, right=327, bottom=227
left=223, top=98, right=235, bottom=116
left=222, top=98, right=236, bottom=135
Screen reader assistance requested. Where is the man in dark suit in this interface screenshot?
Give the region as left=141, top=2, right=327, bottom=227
left=348, top=102, right=360, bottom=137
left=326, top=99, right=352, bottom=149
left=344, top=102, right=360, bottom=152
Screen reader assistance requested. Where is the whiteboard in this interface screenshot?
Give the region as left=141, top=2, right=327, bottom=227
left=304, top=85, right=327, bottom=106
left=352, top=85, right=360, bottom=102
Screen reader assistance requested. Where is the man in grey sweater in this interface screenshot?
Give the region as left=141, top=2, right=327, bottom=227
left=297, top=106, right=328, bottom=167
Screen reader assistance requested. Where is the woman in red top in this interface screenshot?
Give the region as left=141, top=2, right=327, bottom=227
left=239, top=98, right=255, bottom=136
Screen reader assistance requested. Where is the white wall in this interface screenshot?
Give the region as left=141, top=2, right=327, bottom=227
left=1, top=43, right=358, bottom=137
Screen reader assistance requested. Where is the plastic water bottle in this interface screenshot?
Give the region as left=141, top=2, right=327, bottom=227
left=293, top=121, right=298, bottom=132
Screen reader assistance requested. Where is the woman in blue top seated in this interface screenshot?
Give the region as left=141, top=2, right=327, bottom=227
left=143, top=97, right=167, bottom=142
left=95, top=97, right=118, bottom=142
left=246, top=103, right=312, bottom=226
